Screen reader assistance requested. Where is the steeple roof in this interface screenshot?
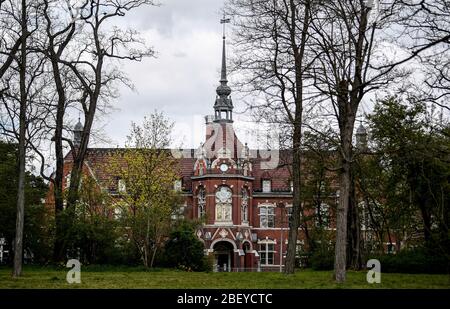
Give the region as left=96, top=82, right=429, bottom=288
left=214, top=15, right=233, bottom=123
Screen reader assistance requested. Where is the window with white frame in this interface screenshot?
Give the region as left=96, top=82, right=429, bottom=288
left=215, top=186, right=232, bottom=222
left=198, top=187, right=206, bottom=218
left=260, top=205, right=275, bottom=228
left=262, top=179, right=271, bottom=193
left=118, top=178, right=126, bottom=193
left=174, top=179, right=182, bottom=192
left=259, top=242, right=275, bottom=265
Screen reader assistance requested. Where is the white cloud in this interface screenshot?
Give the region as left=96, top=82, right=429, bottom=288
left=96, top=0, right=233, bottom=148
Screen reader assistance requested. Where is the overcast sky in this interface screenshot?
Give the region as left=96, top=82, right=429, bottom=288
left=95, top=0, right=257, bottom=149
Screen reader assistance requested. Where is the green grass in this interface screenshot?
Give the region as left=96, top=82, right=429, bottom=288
left=0, top=266, right=449, bottom=289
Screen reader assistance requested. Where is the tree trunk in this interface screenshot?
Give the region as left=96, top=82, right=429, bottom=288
left=284, top=0, right=310, bottom=275
left=285, top=128, right=302, bottom=274
left=347, top=169, right=362, bottom=270
left=335, top=160, right=350, bottom=282
left=51, top=64, right=67, bottom=262
left=150, top=239, right=158, bottom=268
left=66, top=49, right=103, bottom=211
left=419, top=201, right=432, bottom=243
left=12, top=0, right=27, bottom=278
left=334, top=79, right=355, bottom=283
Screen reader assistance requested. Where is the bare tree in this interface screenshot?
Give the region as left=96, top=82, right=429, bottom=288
left=309, top=0, right=450, bottom=282
left=11, top=0, right=28, bottom=278
left=400, top=0, right=450, bottom=111
left=0, top=0, right=47, bottom=278
left=228, top=0, right=315, bottom=275
left=30, top=0, right=156, bottom=261
left=61, top=0, right=156, bottom=214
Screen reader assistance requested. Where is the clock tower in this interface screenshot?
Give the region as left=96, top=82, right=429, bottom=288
left=192, top=15, right=256, bottom=272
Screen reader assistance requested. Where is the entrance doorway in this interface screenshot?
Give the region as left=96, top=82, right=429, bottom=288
left=213, top=241, right=234, bottom=272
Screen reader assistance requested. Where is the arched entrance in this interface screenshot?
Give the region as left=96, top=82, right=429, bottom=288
left=213, top=241, right=234, bottom=272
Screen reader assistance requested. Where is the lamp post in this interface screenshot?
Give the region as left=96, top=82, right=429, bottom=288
left=278, top=202, right=285, bottom=273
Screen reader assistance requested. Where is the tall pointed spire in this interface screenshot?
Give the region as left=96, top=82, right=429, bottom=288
left=220, top=31, right=228, bottom=83
left=214, top=14, right=233, bottom=123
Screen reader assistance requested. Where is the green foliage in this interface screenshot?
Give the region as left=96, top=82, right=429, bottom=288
left=163, top=221, right=207, bottom=271
left=109, top=112, right=181, bottom=268
left=309, top=231, right=335, bottom=270
left=0, top=141, right=51, bottom=264
left=362, top=96, right=450, bottom=254
left=373, top=247, right=449, bottom=274
left=62, top=176, right=122, bottom=265
left=310, top=249, right=334, bottom=271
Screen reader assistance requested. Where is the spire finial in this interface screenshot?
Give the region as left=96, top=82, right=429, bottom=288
left=221, top=13, right=230, bottom=39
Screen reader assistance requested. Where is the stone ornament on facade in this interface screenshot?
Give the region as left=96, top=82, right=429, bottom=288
left=219, top=229, right=228, bottom=238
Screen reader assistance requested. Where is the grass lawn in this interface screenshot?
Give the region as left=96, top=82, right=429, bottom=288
left=0, top=266, right=449, bottom=289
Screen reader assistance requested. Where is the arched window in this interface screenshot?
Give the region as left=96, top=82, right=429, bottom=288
left=241, top=188, right=249, bottom=224
left=198, top=187, right=206, bottom=218
left=215, top=186, right=232, bottom=223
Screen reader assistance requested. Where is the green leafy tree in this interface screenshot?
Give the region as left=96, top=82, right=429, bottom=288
left=365, top=97, right=450, bottom=257
left=0, top=141, right=51, bottom=264
left=62, top=175, right=120, bottom=264
left=110, top=112, right=181, bottom=268
left=164, top=221, right=206, bottom=271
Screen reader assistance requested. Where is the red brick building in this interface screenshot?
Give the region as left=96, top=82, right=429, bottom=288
left=54, top=32, right=305, bottom=272
left=53, top=32, right=374, bottom=271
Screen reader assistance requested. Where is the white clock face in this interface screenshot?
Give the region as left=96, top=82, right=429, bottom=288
left=220, top=163, right=229, bottom=172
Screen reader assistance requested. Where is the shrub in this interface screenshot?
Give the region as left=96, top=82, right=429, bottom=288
left=310, top=249, right=334, bottom=270
left=201, top=254, right=215, bottom=272
left=373, top=247, right=449, bottom=274
left=163, top=221, right=206, bottom=271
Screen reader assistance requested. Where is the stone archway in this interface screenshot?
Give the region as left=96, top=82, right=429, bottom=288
left=213, top=241, right=234, bottom=272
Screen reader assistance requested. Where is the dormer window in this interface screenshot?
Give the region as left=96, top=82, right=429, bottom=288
left=262, top=179, right=271, bottom=193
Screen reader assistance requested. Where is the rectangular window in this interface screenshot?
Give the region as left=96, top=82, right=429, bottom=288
left=118, top=179, right=126, bottom=193
left=262, top=180, right=271, bottom=193
left=286, top=207, right=293, bottom=219
left=174, top=179, right=182, bottom=192
left=260, top=207, right=275, bottom=228
left=259, top=243, right=275, bottom=265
